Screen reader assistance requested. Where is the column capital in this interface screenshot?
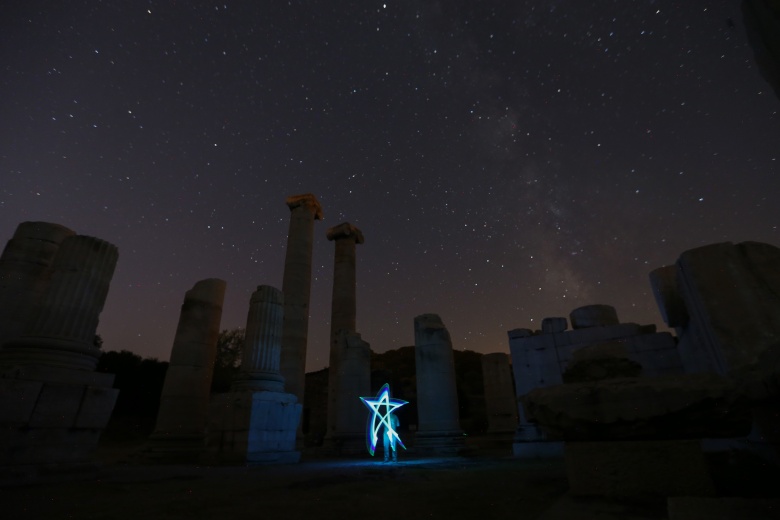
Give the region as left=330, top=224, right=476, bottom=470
left=326, top=222, right=364, bottom=244
left=285, top=193, right=323, bottom=220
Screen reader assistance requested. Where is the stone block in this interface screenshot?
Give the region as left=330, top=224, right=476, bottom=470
left=507, top=328, right=533, bottom=340
left=569, top=304, right=620, bottom=329
left=565, top=440, right=715, bottom=497
left=0, top=379, right=43, bottom=424
left=541, top=317, right=567, bottom=334
left=74, top=386, right=119, bottom=429
left=28, top=384, right=84, bottom=428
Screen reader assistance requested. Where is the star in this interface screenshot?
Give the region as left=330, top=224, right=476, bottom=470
left=359, top=383, right=408, bottom=456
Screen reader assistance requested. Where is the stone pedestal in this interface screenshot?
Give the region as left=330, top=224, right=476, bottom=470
left=413, top=314, right=464, bottom=453
left=206, top=390, right=301, bottom=464
left=0, top=231, right=119, bottom=480
left=279, top=194, right=322, bottom=411
left=146, top=279, right=226, bottom=461
left=206, top=285, right=301, bottom=464
left=325, top=223, right=364, bottom=444
left=481, top=352, right=518, bottom=436
left=0, top=221, right=75, bottom=349
left=328, top=330, right=371, bottom=453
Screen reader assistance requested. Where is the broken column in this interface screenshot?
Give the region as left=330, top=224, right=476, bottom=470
left=0, top=232, right=119, bottom=479
left=481, top=352, right=518, bottom=437
left=146, top=278, right=226, bottom=462
left=279, top=194, right=322, bottom=409
left=206, top=285, right=301, bottom=464
left=0, top=221, right=75, bottom=349
left=414, top=314, right=464, bottom=453
left=325, top=222, right=364, bottom=444
left=1, top=234, right=119, bottom=370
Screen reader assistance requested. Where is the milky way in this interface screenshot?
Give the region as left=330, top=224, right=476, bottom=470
left=1, top=1, right=778, bottom=370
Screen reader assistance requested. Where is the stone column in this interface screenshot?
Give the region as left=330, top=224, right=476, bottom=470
left=0, top=234, right=119, bottom=371
left=481, top=352, right=518, bottom=435
left=413, top=314, right=464, bottom=453
left=330, top=330, right=371, bottom=452
left=0, top=222, right=75, bottom=349
left=205, top=284, right=302, bottom=464
left=147, top=278, right=226, bottom=461
left=234, top=285, right=285, bottom=392
left=279, top=194, right=322, bottom=406
left=325, top=222, right=364, bottom=441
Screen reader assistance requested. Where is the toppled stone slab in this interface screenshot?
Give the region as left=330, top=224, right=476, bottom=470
left=562, top=342, right=643, bottom=383
left=523, top=373, right=751, bottom=441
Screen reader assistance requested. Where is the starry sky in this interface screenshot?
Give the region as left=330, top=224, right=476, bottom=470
left=1, top=1, right=778, bottom=371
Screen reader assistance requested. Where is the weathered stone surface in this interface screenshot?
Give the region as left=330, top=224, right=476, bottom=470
left=569, top=304, right=620, bottom=329
left=523, top=373, right=751, bottom=441
left=1, top=235, right=119, bottom=371
left=206, top=390, right=301, bottom=464
left=414, top=314, right=464, bottom=452
left=649, top=265, right=689, bottom=328
left=147, top=279, right=226, bottom=460
left=565, top=440, right=715, bottom=497
left=234, top=285, right=285, bottom=392
left=325, top=222, right=363, bottom=443
left=328, top=330, right=370, bottom=452
left=671, top=241, right=780, bottom=375
left=562, top=342, right=643, bottom=383
left=507, top=328, right=533, bottom=340
left=0, top=222, right=75, bottom=348
left=280, top=193, right=322, bottom=410
left=541, top=317, right=567, bottom=334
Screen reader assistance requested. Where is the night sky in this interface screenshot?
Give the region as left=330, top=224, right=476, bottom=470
left=1, top=1, right=778, bottom=371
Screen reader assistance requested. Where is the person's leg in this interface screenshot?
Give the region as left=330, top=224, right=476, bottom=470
left=383, top=430, right=390, bottom=462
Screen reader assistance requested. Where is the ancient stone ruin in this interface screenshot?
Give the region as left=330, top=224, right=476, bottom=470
left=413, top=314, right=464, bottom=453
left=481, top=352, right=518, bottom=437
left=206, top=285, right=301, bottom=464
left=508, top=304, right=682, bottom=457
left=279, top=194, right=322, bottom=417
left=0, top=222, right=119, bottom=480
left=145, top=278, right=226, bottom=461
left=324, top=222, right=370, bottom=452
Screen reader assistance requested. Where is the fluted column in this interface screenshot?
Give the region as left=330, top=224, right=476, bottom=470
left=0, top=222, right=75, bottom=349
left=1, top=234, right=118, bottom=370
left=148, top=278, right=226, bottom=460
left=414, top=314, right=464, bottom=452
left=325, top=222, right=364, bottom=439
left=279, top=194, right=322, bottom=405
left=234, top=285, right=285, bottom=392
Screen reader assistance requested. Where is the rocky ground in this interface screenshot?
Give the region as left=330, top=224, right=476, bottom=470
left=3, top=437, right=778, bottom=520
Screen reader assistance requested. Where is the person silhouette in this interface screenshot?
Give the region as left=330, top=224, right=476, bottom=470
left=382, top=412, right=401, bottom=463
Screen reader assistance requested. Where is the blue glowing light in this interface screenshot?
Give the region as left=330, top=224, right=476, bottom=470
left=359, top=383, right=408, bottom=456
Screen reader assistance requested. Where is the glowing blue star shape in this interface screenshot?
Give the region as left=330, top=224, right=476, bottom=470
left=359, top=383, right=408, bottom=456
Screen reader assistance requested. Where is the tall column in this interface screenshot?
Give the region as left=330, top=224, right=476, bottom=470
left=234, top=285, right=285, bottom=392
left=414, top=313, right=464, bottom=453
left=0, top=222, right=75, bottom=349
left=481, top=352, right=518, bottom=435
left=325, top=222, right=364, bottom=440
left=0, top=234, right=119, bottom=371
left=279, top=194, right=322, bottom=406
left=147, top=278, right=226, bottom=461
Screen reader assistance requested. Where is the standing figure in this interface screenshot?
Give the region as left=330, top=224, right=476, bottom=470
left=383, top=413, right=401, bottom=462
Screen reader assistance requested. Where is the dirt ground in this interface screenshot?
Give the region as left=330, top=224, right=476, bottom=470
left=1, top=440, right=570, bottom=520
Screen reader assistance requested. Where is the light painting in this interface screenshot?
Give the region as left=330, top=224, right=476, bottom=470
left=359, top=383, right=407, bottom=456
